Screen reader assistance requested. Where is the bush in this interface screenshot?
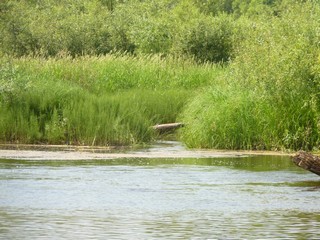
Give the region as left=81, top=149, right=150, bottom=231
left=0, top=0, right=113, bottom=56
left=182, top=14, right=235, bottom=63
left=0, top=0, right=240, bottom=60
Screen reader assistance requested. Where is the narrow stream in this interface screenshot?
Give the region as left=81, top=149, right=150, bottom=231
left=0, top=142, right=320, bottom=239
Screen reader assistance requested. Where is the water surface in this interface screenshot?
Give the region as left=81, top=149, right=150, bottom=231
left=1, top=150, right=320, bottom=239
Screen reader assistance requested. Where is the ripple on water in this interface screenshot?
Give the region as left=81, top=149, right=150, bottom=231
left=0, top=154, right=320, bottom=239
left=1, top=208, right=320, bottom=239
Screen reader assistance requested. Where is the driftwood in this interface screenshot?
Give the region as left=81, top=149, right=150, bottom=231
left=292, top=151, right=320, bottom=176
left=152, top=123, right=184, bottom=133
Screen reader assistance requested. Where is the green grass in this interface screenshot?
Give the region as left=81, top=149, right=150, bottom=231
left=0, top=54, right=222, bottom=146
left=7, top=53, right=220, bottom=91
left=179, top=3, right=320, bottom=151
left=2, top=1, right=320, bottom=151
left=179, top=84, right=317, bottom=151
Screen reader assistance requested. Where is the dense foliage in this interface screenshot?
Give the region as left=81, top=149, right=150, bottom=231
left=1, top=0, right=320, bottom=150
left=0, top=54, right=220, bottom=145
left=0, top=0, right=244, bottom=62
left=180, top=1, right=320, bottom=150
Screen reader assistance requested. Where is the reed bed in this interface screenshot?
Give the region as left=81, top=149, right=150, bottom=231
left=179, top=3, right=320, bottom=151
left=2, top=1, right=320, bottom=151
left=0, top=54, right=221, bottom=145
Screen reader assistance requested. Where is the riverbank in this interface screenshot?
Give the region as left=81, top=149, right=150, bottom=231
left=0, top=55, right=221, bottom=147
left=0, top=141, right=293, bottom=160
left=2, top=2, right=320, bottom=151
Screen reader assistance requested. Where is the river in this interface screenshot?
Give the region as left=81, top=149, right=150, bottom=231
left=0, top=142, right=320, bottom=239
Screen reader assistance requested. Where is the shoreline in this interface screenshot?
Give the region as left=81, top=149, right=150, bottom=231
left=0, top=142, right=294, bottom=160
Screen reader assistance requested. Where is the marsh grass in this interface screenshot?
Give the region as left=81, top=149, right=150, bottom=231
left=179, top=85, right=313, bottom=150
left=0, top=54, right=220, bottom=145
left=2, top=1, right=320, bottom=151
left=180, top=3, right=320, bottom=151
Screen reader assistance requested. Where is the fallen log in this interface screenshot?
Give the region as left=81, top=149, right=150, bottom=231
left=152, top=122, right=184, bottom=133
left=292, top=151, right=320, bottom=176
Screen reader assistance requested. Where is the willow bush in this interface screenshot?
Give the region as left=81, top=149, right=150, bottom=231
left=183, top=14, right=235, bottom=63
left=0, top=0, right=240, bottom=63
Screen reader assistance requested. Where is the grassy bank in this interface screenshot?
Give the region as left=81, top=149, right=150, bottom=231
left=0, top=54, right=222, bottom=145
left=1, top=0, right=320, bottom=151
left=179, top=2, right=320, bottom=151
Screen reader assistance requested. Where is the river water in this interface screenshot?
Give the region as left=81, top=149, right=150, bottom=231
left=0, top=142, right=320, bottom=239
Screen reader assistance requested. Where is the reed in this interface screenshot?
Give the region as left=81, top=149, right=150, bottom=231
left=179, top=3, right=320, bottom=151
left=0, top=54, right=220, bottom=145
left=2, top=1, right=320, bottom=150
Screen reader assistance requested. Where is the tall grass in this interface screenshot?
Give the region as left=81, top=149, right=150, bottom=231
left=2, top=1, right=320, bottom=150
left=0, top=54, right=222, bottom=145
left=180, top=2, right=320, bottom=151
left=10, top=53, right=220, bottom=92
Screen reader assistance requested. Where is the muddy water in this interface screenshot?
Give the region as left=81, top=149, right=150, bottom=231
left=0, top=142, right=320, bottom=239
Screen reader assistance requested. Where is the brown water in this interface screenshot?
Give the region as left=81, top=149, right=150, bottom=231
left=0, top=142, right=320, bottom=239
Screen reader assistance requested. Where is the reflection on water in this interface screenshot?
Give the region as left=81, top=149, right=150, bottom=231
left=1, top=154, right=320, bottom=239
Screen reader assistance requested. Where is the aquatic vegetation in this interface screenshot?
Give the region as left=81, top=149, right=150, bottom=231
left=1, top=0, right=320, bottom=150
left=0, top=54, right=221, bottom=145
left=179, top=2, right=320, bottom=151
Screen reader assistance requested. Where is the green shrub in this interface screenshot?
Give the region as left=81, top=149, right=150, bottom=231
left=183, top=14, right=235, bottom=63
left=194, top=0, right=234, bottom=15
left=0, top=0, right=113, bottom=56
left=0, top=0, right=242, bottom=59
